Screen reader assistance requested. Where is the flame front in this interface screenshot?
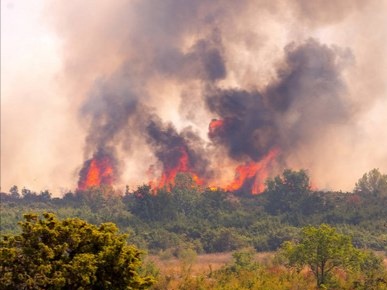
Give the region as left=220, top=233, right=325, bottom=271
left=225, top=148, right=279, bottom=194
left=208, top=118, right=280, bottom=194
left=78, top=152, right=115, bottom=191
left=148, top=119, right=280, bottom=194
left=77, top=119, right=279, bottom=194
left=150, top=146, right=204, bottom=190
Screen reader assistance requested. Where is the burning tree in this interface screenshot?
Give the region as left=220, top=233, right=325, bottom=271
left=77, top=148, right=117, bottom=191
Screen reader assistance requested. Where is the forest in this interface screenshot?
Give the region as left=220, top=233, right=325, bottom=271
left=1, top=168, right=387, bottom=289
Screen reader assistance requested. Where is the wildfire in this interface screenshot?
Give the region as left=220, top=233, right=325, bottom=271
left=150, top=146, right=204, bottom=190
left=146, top=118, right=279, bottom=193
left=225, top=148, right=279, bottom=194
left=149, top=145, right=279, bottom=194
left=209, top=119, right=225, bottom=137
left=77, top=151, right=116, bottom=191
left=208, top=117, right=279, bottom=194
left=77, top=121, right=279, bottom=195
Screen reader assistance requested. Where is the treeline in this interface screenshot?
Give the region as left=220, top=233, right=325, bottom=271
left=1, top=169, right=387, bottom=255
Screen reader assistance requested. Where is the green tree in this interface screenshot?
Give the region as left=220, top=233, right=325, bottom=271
left=9, top=185, right=20, bottom=199
left=170, top=173, right=201, bottom=218
left=281, top=224, right=362, bottom=288
left=0, top=213, right=154, bottom=290
left=355, top=250, right=387, bottom=290
left=264, top=169, right=311, bottom=215
left=355, top=168, right=387, bottom=197
left=229, top=248, right=258, bottom=272
left=129, top=185, right=175, bottom=222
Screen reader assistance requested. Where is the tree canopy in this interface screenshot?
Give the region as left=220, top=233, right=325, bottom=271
left=264, top=169, right=312, bottom=215
left=0, top=213, right=154, bottom=290
left=281, top=224, right=364, bottom=288
left=354, top=168, right=387, bottom=197
left=2, top=169, right=387, bottom=255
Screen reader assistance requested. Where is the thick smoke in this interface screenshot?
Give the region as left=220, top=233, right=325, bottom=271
left=205, top=39, right=351, bottom=164
left=145, top=116, right=212, bottom=181
left=30, top=0, right=386, bottom=192
left=80, top=76, right=140, bottom=156
left=155, top=31, right=227, bottom=82
left=206, top=88, right=276, bottom=162
left=76, top=36, right=353, bottom=189
left=269, top=39, right=352, bottom=152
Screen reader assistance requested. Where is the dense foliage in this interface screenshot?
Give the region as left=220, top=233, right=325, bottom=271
left=0, top=213, right=154, bottom=290
left=1, top=169, right=387, bottom=255
left=281, top=224, right=369, bottom=287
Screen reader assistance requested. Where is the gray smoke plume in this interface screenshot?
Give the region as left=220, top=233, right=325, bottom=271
left=268, top=40, right=353, bottom=151
left=145, top=116, right=212, bottom=180
left=205, top=39, right=352, bottom=165
left=32, top=0, right=386, bottom=192
left=206, top=88, right=276, bottom=162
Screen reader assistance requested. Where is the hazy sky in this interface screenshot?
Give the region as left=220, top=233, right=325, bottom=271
left=1, top=0, right=83, bottom=194
left=1, top=0, right=387, bottom=196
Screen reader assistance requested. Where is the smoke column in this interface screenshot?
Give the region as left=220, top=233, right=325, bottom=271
left=3, top=0, right=385, bottom=193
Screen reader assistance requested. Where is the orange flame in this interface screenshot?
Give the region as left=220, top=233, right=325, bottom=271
left=148, top=119, right=279, bottom=194
left=208, top=119, right=225, bottom=138
left=150, top=147, right=204, bottom=190
left=225, top=148, right=279, bottom=194
left=150, top=145, right=279, bottom=194
left=208, top=117, right=280, bottom=194
left=78, top=154, right=115, bottom=191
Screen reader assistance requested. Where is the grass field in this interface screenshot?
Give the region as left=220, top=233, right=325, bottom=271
left=146, top=251, right=387, bottom=289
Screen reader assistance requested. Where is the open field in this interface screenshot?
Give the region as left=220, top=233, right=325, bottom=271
left=149, top=252, right=232, bottom=276
left=146, top=251, right=387, bottom=289
left=149, top=252, right=276, bottom=276
left=150, top=252, right=387, bottom=273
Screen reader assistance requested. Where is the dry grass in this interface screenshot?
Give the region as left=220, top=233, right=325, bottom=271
left=148, top=251, right=275, bottom=276
left=146, top=251, right=387, bottom=289
left=148, top=252, right=230, bottom=277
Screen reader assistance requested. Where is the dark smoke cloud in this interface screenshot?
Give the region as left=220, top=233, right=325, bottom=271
left=267, top=39, right=351, bottom=113
left=267, top=39, right=353, bottom=149
left=205, top=39, right=353, bottom=163
left=206, top=88, right=276, bottom=161
left=145, top=117, right=212, bottom=179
